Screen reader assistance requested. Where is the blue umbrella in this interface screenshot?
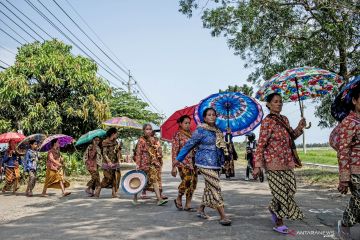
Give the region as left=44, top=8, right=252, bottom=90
left=331, top=75, right=360, bottom=122
left=194, top=92, right=263, bottom=136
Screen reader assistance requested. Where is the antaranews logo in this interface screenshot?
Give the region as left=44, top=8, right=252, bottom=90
left=288, top=230, right=336, bottom=238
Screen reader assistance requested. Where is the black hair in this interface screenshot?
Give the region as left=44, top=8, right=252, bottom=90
left=50, top=139, right=58, bottom=148
left=29, top=139, right=37, bottom=145
left=177, top=115, right=191, bottom=124
left=142, top=123, right=152, bottom=131
left=265, top=93, right=282, bottom=110
left=202, top=107, right=217, bottom=119
left=106, top=127, right=118, bottom=138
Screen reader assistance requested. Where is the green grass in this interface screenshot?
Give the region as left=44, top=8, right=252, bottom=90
left=298, top=148, right=338, bottom=166
left=296, top=167, right=339, bottom=187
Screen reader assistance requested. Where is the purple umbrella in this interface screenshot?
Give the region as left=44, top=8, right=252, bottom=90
left=39, top=134, right=74, bottom=152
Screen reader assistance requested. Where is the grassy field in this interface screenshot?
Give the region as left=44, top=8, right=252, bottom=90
left=298, top=148, right=338, bottom=166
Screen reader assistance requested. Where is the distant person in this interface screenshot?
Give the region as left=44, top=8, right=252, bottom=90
left=1, top=140, right=22, bottom=194
left=175, top=108, right=232, bottom=226
left=223, top=128, right=237, bottom=179
left=24, top=140, right=39, bottom=197
left=133, top=124, right=168, bottom=206
left=41, top=139, right=71, bottom=197
left=97, top=128, right=122, bottom=198
left=253, top=93, right=306, bottom=234
left=245, top=132, right=264, bottom=182
left=172, top=115, right=197, bottom=211
left=335, top=84, right=360, bottom=240
left=83, top=136, right=102, bottom=197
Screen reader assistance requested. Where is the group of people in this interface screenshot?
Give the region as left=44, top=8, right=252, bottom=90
left=1, top=88, right=359, bottom=238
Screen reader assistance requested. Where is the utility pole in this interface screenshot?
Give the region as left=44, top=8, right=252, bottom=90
left=126, top=70, right=136, bottom=93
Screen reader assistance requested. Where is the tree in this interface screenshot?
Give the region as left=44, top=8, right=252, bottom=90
left=109, top=88, right=162, bottom=139
left=219, top=84, right=254, bottom=96
left=179, top=0, right=360, bottom=127
left=0, top=40, right=111, bottom=137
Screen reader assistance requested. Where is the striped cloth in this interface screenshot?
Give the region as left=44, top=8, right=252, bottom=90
left=267, top=170, right=304, bottom=220
left=198, top=168, right=224, bottom=209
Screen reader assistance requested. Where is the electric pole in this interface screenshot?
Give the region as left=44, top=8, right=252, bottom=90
left=126, top=70, right=136, bottom=93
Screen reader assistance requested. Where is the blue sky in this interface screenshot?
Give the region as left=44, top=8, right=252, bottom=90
left=0, top=0, right=332, bottom=143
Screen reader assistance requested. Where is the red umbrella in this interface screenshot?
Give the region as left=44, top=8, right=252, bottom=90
left=160, top=105, right=198, bottom=142
left=0, top=132, right=26, bottom=144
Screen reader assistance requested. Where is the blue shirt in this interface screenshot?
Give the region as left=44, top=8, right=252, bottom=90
left=2, top=152, right=22, bottom=168
left=25, top=149, right=39, bottom=171
left=176, top=127, right=225, bottom=169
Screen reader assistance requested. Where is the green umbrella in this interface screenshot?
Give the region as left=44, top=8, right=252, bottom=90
left=75, top=129, right=106, bottom=146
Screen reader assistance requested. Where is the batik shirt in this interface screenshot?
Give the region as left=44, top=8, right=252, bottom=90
left=25, top=149, right=39, bottom=171
left=134, top=136, right=163, bottom=171
left=172, top=130, right=194, bottom=169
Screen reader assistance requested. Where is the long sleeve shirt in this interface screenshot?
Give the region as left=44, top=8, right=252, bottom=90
left=172, top=130, right=194, bottom=169
left=254, top=114, right=303, bottom=171
left=2, top=151, right=22, bottom=168
left=337, top=111, right=360, bottom=182
left=24, top=149, right=38, bottom=171
left=176, top=127, right=224, bottom=170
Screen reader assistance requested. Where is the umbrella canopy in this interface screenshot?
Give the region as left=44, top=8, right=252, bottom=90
left=331, top=75, right=360, bottom=122
left=39, top=134, right=74, bottom=152
left=75, top=129, right=106, bottom=146
left=161, top=105, right=198, bottom=142
left=195, top=92, right=263, bottom=136
left=0, top=132, right=25, bottom=144
left=255, top=67, right=343, bottom=102
left=103, top=116, right=142, bottom=129
left=17, top=134, right=46, bottom=153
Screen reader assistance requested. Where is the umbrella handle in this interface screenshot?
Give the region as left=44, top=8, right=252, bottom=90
left=305, top=122, right=312, bottom=129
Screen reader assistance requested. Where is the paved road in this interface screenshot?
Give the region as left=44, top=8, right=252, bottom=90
left=0, top=161, right=359, bottom=240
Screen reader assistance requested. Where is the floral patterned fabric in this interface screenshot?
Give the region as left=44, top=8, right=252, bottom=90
left=256, top=67, right=343, bottom=102
left=337, top=111, right=360, bottom=182
left=172, top=130, right=194, bottom=169
left=134, top=136, right=163, bottom=171
left=254, top=114, right=303, bottom=170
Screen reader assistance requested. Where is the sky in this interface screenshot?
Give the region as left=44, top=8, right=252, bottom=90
left=0, top=0, right=333, bottom=143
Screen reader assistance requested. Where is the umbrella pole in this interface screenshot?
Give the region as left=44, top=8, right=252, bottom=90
left=295, top=79, right=307, bottom=154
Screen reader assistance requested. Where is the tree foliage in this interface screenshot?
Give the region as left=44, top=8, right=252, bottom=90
left=0, top=40, right=111, bottom=137
left=179, top=0, right=360, bottom=127
left=219, top=84, right=254, bottom=96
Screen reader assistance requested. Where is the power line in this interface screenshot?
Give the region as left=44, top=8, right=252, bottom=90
left=23, top=0, right=126, bottom=87
left=5, top=0, right=52, bottom=39
left=0, top=59, right=10, bottom=67
left=0, top=8, right=37, bottom=41
left=52, top=0, right=129, bottom=76
left=0, top=45, right=16, bottom=55
left=64, top=0, right=129, bottom=73
left=0, top=1, right=45, bottom=41
left=35, top=0, right=128, bottom=85
left=0, top=19, right=28, bottom=43
left=0, top=27, right=23, bottom=45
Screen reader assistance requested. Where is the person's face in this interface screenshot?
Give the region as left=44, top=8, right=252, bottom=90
left=31, top=143, right=38, bottom=150
left=54, top=141, right=60, bottom=149
left=204, top=110, right=217, bottom=125
left=93, top=137, right=100, bottom=146
left=352, top=97, right=360, bottom=113
left=111, top=132, right=118, bottom=140
left=180, top=118, right=191, bottom=131
left=267, top=95, right=283, bottom=114
left=144, top=126, right=153, bottom=136
left=9, top=140, right=16, bottom=149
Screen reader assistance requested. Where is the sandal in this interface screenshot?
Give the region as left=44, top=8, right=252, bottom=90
left=219, top=219, right=232, bottom=226
left=184, top=207, right=197, bottom=212
left=273, top=225, right=289, bottom=234
left=174, top=199, right=183, bottom=210
left=196, top=211, right=210, bottom=219
left=157, top=199, right=168, bottom=206
left=161, top=195, right=168, bottom=200
left=63, top=192, right=71, bottom=197
left=140, top=194, right=150, bottom=199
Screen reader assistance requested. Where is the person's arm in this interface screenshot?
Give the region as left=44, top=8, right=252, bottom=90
left=134, top=139, right=143, bottom=167
left=284, top=116, right=304, bottom=139
left=253, top=118, right=273, bottom=168
left=83, top=146, right=89, bottom=163
left=2, top=152, right=9, bottom=164
left=48, top=152, right=62, bottom=167
left=338, top=119, right=356, bottom=182
left=176, top=128, right=203, bottom=162
left=172, top=133, right=181, bottom=168
left=102, top=145, right=112, bottom=164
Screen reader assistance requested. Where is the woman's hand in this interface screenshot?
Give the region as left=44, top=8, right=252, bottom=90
left=171, top=167, right=177, bottom=177
left=252, top=167, right=261, bottom=179
left=338, top=181, right=349, bottom=194
left=298, top=118, right=306, bottom=129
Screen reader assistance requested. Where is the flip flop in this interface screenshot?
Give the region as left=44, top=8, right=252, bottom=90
left=161, top=195, right=168, bottom=200
left=157, top=199, right=168, bottom=206
left=219, top=219, right=232, bottom=226
left=140, top=195, right=150, bottom=199
left=63, top=192, right=71, bottom=197
left=174, top=199, right=183, bottom=210
left=273, top=225, right=289, bottom=234
left=184, top=208, right=197, bottom=212
left=196, top=211, right=210, bottom=219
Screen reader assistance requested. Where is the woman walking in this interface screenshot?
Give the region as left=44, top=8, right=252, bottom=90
left=172, top=115, right=197, bottom=211
left=223, top=128, right=237, bottom=179
left=253, top=93, right=306, bottom=234
left=83, top=137, right=102, bottom=197
left=175, top=108, right=231, bottom=226
left=41, top=139, right=71, bottom=197
left=24, top=140, right=39, bottom=197
left=97, top=128, right=122, bottom=198
left=133, top=124, right=167, bottom=206
left=2, top=140, right=22, bottom=194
